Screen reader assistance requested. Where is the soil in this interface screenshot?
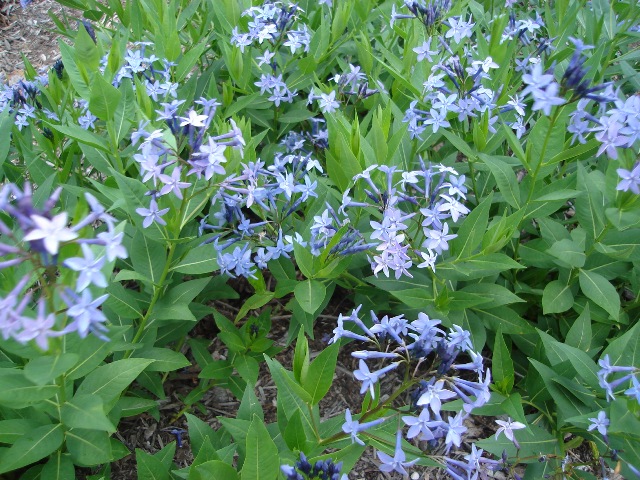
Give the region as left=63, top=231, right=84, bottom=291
left=0, top=0, right=74, bottom=84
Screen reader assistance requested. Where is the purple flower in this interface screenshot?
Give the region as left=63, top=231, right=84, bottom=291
left=136, top=198, right=170, bottom=228
left=64, top=244, right=107, bottom=291
left=495, top=417, right=526, bottom=448
left=23, top=213, right=79, bottom=255
left=531, top=82, right=566, bottom=116
left=587, top=410, right=609, bottom=437
left=14, top=300, right=57, bottom=350
left=376, top=430, right=419, bottom=476
left=416, top=379, right=457, bottom=414
left=158, top=167, right=192, bottom=200
left=625, top=376, right=640, bottom=403
left=353, top=360, right=399, bottom=399
left=402, top=408, right=436, bottom=440
left=62, top=289, right=109, bottom=339
left=341, top=408, right=384, bottom=446
left=445, top=411, right=468, bottom=451
left=616, top=163, right=640, bottom=194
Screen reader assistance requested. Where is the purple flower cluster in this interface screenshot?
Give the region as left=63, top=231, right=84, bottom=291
left=330, top=306, right=491, bottom=475
left=102, top=42, right=179, bottom=95
left=312, top=161, right=467, bottom=278
left=280, top=453, right=347, bottom=480
left=0, top=76, right=50, bottom=131
left=200, top=152, right=320, bottom=278
left=232, top=1, right=311, bottom=107
left=0, top=183, right=127, bottom=349
left=131, top=99, right=245, bottom=229
left=308, top=64, right=380, bottom=114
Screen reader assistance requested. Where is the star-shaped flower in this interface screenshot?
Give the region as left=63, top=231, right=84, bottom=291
left=23, top=212, right=78, bottom=255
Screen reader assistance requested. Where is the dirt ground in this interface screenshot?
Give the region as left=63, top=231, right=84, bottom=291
left=0, top=0, right=71, bottom=84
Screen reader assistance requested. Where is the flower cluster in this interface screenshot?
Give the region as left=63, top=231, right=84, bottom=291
left=201, top=152, right=320, bottom=278
left=391, top=0, right=452, bottom=31
left=0, top=183, right=127, bottom=348
left=103, top=42, right=179, bottom=95
left=232, top=1, right=311, bottom=107
left=313, top=162, right=468, bottom=278
left=330, top=306, right=491, bottom=475
left=0, top=76, right=50, bottom=131
left=308, top=64, right=380, bottom=114
left=131, top=99, right=244, bottom=228
left=280, top=453, right=346, bottom=480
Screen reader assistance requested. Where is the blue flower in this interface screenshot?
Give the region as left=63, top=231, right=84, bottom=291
left=587, top=410, right=609, bottom=437
left=376, top=430, right=419, bottom=476
left=353, top=360, right=399, bottom=399
left=341, top=408, right=384, bottom=446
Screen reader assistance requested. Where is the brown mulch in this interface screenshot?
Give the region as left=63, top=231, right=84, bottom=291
left=0, top=0, right=73, bottom=84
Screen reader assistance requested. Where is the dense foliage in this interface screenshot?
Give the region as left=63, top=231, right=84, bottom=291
left=0, top=0, right=639, bottom=478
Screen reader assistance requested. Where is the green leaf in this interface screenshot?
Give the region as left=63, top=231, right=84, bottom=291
left=66, top=429, right=113, bottom=466
left=130, top=231, right=167, bottom=286
left=234, top=354, right=260, bottom=384
left=302, top=342, right=339, bottom=405
left=241, top=415, right=279, bottom=480
left=500, top=393, right=527, bottom=424
left=74, top=24, right=100, bottom=70
left=105, top=283, right=143, bottom=319
left=538, top=330, right=600, bottom=389
left=565, top=304, right=592, bottom=351
left=283, top=409, right=311, bottom=452
left=0, top=108, right=12, bottom=171
left=546, top=239, right=586, bottom=268
left=175, top=41, right=208, bottom=82
left=113, top=78, right=135, bottom=143
left=265, top=357, right=314, bottom=420
left=116, top=397, right=158, bottom=418
left=438, top=253, right=524, bottom=281
left=451, top=192, right=493, bottom=258
left=237, top=384, right=264, bottom=422
left=23, top=353, right=79, bottom=386
left=477, top=423, right=558, bottom=463
left=133, top=348, right=190, bottom=372
left=48, top=124, right=109, bottom=151
left=136, top=448, right=171, bottom=480
left=66, top=334, right=117, bottom=380
left=578, top=269, right=620, bottom=320
left=493, top=328, right=514, bottom=394
left=478, top=154, right=521, bottom=208
left=0, top=372, right=59, bottom=408
left=293, top=329, right=310, bottom=383
left=185, top=413, right=221, bottom=455
left=575, top=165, right=606, bottom=242
left=0, top=424, right=64, bottom=474
left=0, top=419, right=45, bottom=444
left=192, top=461, right=238, bottom=480
left=171, top=245, right=219, bottom=274
left=89, top=74, right=122, bottom=122
left=542, top=280, right=574, bottom=314
left=61, top=395, right=116, bottom=432
left=294, top=280, right=326, bottom=314
left=42, top=451, right=75, bottom=480
left=75, top=358, right=154, bottom=404
left=458, top=283, right=524, bottom=308
left=602, top=321, right=640, bottom=368
left=474, top=306, right=536, bottom=334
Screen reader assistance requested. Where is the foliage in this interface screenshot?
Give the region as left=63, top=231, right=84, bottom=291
left=0, top=0, right=639, bottom=478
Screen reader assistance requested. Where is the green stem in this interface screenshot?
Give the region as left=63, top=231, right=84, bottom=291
left=124, top=240, right=177, bottom=358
